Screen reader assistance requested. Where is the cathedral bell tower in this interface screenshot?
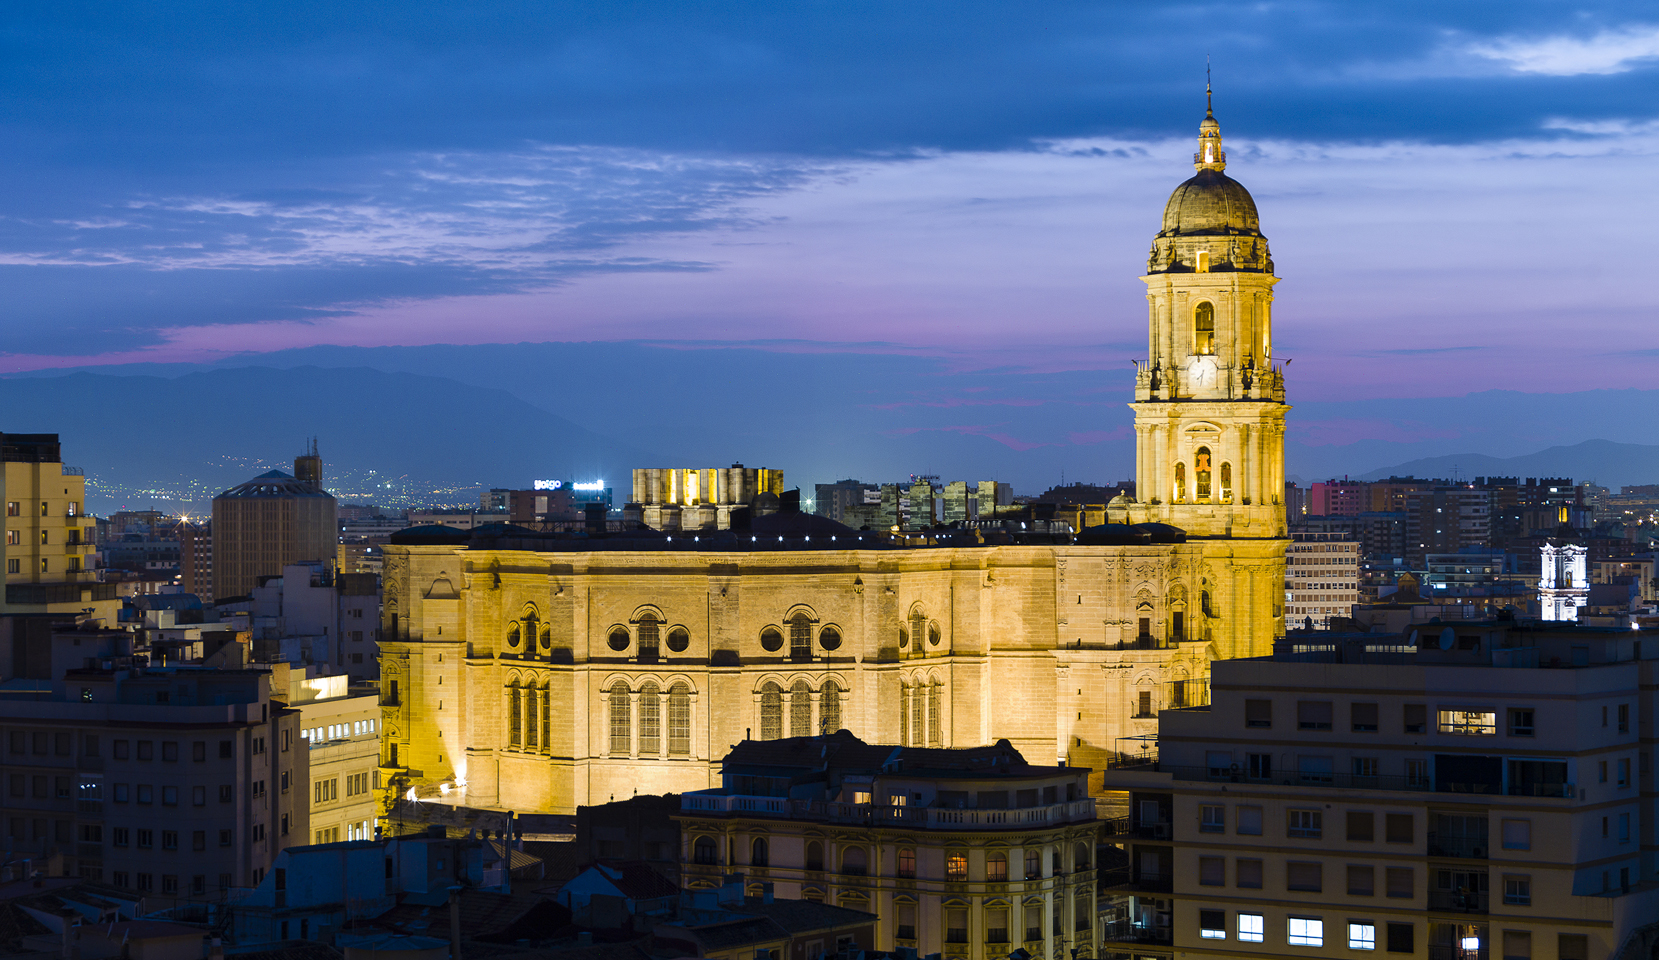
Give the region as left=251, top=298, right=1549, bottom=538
left=1126, top=89, right=1288, bottom=537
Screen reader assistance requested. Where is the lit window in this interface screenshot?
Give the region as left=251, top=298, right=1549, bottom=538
left=1199, top=909, right=1225, bottom=940
left=1238, top=913, right=1264, bottom=943
left=1437, top=710, right=1496, bottom=735
left=1348, top=922, right=1376, bottom=950
left=1288, top=917, right=1323, bottom=947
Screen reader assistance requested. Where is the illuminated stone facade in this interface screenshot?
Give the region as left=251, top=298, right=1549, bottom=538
left=375, top=101, right=1291, bottom=816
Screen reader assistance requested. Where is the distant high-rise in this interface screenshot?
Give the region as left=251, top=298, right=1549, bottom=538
left=1, top=432, right=113, bottom=618
left=211, top=444, right=338, bottom=601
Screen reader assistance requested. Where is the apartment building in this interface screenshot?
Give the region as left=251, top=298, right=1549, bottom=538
left=1, top=433, right=113, bottom=619
left=0, top=660, right=305, bottom=898
left=676, top=732, right=1101, bottom=960
left=288, top=672, right=379, bottom=844
left=1286, top=533, right=1361, bottom=628
left=1101, top=621, right=1659, bottom=960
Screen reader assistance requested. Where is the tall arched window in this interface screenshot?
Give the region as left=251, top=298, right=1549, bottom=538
left=986, top=851, right=1008, bottom=881
left=523, top=681, right=537, bottom=749
left=1220, top=462, right=1233, bottom=503
left=927, top=683, right=942, bottom=746
left=1074, top=842, right=1091, bottom=871
left=760, top=683, right=783, bottom=740
left=523, top=611, right=539, bottom=653
left=540, top=684, right=551, bottom=751
left=910, top=684, right=924, bottom=746
left=507, top=682, right=522, bottom=746
left=820, top=680, right=842, bottom=734
left=840, top=846, right=868, bottom=877
left=790, top=680, right=812, bottom=737
left=909, top=611, right=927, bottom=658
left=637, top=613, right=660, bottom=662
left=751, top=837, right=769, bottom=867
left=1174, top=461, right=1186, bottom=502
left=693, top=836, right=717, bottom=865
left=668, top=682, right=691, bottom=756
left=639, top=682, right=661, bottom=756
left=608, top=682, right=631, bottom=755
left=789, top=613, right=812, bottom=661
left=899, top=686, right=910, bottom=746
left=1194, top=302, right=1215, bottom=355
left=1195, top=446, right=1213, bottom=500
left=805, top=840, right=824, bottom=871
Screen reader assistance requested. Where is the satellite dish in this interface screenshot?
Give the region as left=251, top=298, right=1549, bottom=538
left=1439, top=627, right=1455, bottom=651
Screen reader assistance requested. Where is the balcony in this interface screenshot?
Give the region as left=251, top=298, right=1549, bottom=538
left=1427, top=889, right=1489, bottom=914
left=1429, top=947, right=1487, bottom=960
left=1098, top=865, right=1171, bottom=894
left=1149, top=764, right=1569, bottom=798
left=1101, top=816, right=1169, bottom=841
left=1427, top=835, right=1489, bottom=859
left=680, top=791, right=1096, bottom=829
left=1101, top=919, right=1171, bottom=946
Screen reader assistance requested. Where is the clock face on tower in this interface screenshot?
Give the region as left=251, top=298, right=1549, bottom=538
left=1187, top=355, right=1218, bottom=389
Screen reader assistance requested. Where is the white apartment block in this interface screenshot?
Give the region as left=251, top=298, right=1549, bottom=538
left=1286, top=533, right=1361, bottom=629
left=1102, top=620, right=1659, bottom=960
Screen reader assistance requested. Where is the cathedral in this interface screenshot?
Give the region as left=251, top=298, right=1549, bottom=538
left=377, top=100, right=1289, bottom=814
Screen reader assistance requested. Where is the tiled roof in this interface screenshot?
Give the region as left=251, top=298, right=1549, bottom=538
left=733, top=898, right=876, bottom=935
left=590, top=861, right=679, bottom=901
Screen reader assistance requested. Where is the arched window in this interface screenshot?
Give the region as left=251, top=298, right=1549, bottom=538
left=607, top=626, right=630, bottom=652
left=899, top=686, right=910, bottom=747
left=760, top=683, right=782, bottom=740
left=789, top=613, right=812, bottom=661
left=1195, top=446, right=1213, bottom=500
left=1174, top=461, right=1186, bottom=502
left=523, top=611, right=539, bottom=652
left=790, top=680, right=812, bottom=737
left=666, top=627, right=690, bottom=653
left=820, top=680, right=841, bottom=734
left=668, top=682, right=691, bottom=756
left=1025, top=849, right=1041, bottom=880
left=1074, top=842, right=1090, bottom=871
left=507, top=682, right=522, bottom=746
left=760, top=627, right=784, bottom=653
left=506, top=623, right=521, bottom=649
left=751, top=837, right=769, bottom=867
left=840, top=846, right=867, bottom=876
left=639, top=682, right=661, bottom=756
left=897, top=847, right=916, bottom=878
left=1194, top=302, right=1215, bottom=355
left=909, top=612, right=927, bottom=657
left=946, top=852, right=968, bottom=881
left=986, top=851, right=1008, bottom=882
left=637, top=614, right=659, bottom=662
left=818, top=626, right=841, bottom=651
left=693, top=836, right=717, bottom=865
left=910, top=684, right=924, bottom=746
left=540, top=683, right=551, bottom=750
left=608, top=682, right=631, bottom=755
left=805, top=840, right=824, bottom=871
left=1051, top=848, right=1062, bottom=875
left=1220, top=462, right=1233, bottom=503
left=523, top=682, right=537, bottom=749
left=928, top=683, right=942, bottom=747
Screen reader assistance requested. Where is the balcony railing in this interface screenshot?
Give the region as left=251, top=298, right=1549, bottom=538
left=1098, top=865, right=1171, bottom=893
left=1101, top=920, right=1171, bottom=946
left=681, top=792, right=1095, bottom=829
left=1427, top=889, right=1489, bottom=914
left=1429, top=946, right=1487, bottom=960
left=1427, top=835, right=1489, bottom=859
left=1102, top=816, right=1170, bottom=840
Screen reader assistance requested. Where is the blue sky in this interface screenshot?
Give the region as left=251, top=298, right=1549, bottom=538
left=2, top=1, right=1657, bottom=402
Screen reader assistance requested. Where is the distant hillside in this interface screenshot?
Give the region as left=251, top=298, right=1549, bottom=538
left=0, top=367, right=654, bottom=512
left=1356, top=439, right=1659, bottom=487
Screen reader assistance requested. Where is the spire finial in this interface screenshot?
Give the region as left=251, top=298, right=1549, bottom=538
left=1206, top=55, right=1213, bottom=117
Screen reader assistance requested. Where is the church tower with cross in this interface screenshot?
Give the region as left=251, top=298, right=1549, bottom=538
left=1123, top=87, right=1290, bottom=538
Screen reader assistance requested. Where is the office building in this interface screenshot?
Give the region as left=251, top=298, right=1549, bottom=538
left=211, top=444, right=338, bottom=601
left=1101, top=622, right=1659, bottom=960
left=676, top=732, right=1100, bottom=960
left=1284, top=533, right=1360, bottom=628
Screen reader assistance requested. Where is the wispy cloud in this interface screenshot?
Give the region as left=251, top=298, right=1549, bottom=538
left=1466, top=24, right=1659, bottom=76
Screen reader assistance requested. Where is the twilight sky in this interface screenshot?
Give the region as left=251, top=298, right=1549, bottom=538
left=3, top=1, right=1658, bottom=403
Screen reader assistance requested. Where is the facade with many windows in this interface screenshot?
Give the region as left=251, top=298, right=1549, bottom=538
left=676, top=733, right=1100, bottom=960
left=1101, top=621, right=1659, bottom=960
left=1284, top=533, right=1360, bottom=629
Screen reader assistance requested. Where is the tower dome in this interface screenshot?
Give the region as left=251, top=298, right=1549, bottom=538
left=1146, top=92, right=1272, bottom=275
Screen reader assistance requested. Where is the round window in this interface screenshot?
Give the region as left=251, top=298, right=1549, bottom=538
left=506, top=623, right=521, bottom=648
left=897, top=627, right=909, bottom=648
left=539, top=627, right=551, bottom=649
left=666, top=627, right=690, bottom=653
left=818, top=626, right=842, bottom=651
left=760, top=628, right=784, bottom=652
left=607, top=627, right=630, bottom=652
left=928, top=623, right=942, bottom=646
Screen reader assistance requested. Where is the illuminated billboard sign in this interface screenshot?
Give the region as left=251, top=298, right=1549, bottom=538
left=532, top=479, right=563, bottom=491
left=572, top=481, right=605, bottom=492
